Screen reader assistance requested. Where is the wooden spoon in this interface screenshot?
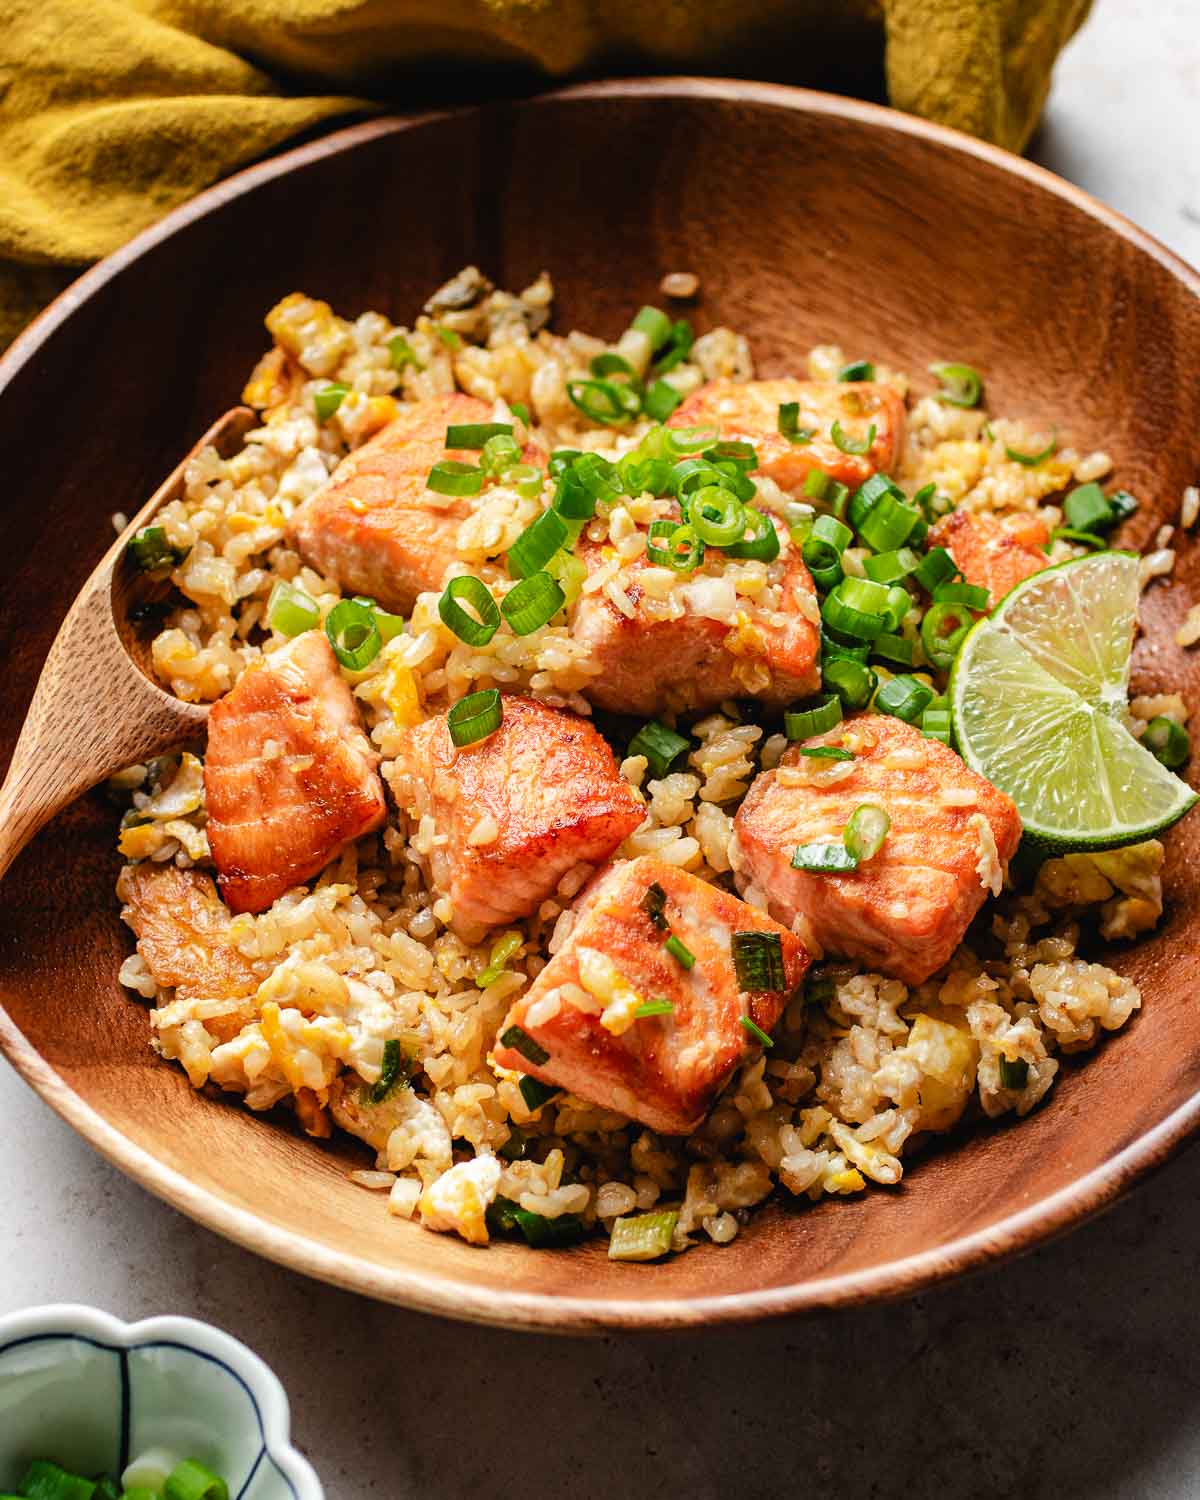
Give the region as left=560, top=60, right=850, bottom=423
left=0, top=407, right=258, bottom=881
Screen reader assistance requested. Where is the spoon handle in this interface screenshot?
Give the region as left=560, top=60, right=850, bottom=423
left=0, top=408, right=255, bottom=882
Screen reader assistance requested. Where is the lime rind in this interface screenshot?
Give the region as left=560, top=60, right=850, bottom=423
left=951, top=554, right=1197, bottom=852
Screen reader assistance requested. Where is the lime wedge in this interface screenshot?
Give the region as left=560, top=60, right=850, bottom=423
left=951, top=553, right=1196, bottom=850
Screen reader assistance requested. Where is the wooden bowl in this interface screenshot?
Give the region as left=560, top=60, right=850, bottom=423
left=2, top=79, right=1198, bottom=1332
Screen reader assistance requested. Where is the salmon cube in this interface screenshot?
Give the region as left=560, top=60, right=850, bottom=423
left=669, top=378, right=906, bottom=496
left=387, top=695, right=644, bottom=941
left=205, top=632, right=387, bottom=914
left=930, top=509, right=1050, bottom=607
left=731, top=715, right=1021, bottom=986
left=287, top=394, right=545, bottom=614
left=492, top=855, right=809, bottom=1134
left=571, top=519, right=821, bottom=716
left=117, top=863, right=261, bottom=1006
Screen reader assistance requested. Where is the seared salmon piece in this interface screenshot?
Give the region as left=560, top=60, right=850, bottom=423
left=287, top=394, right=546, bottom=614
left=388, top=695, right=644, bottom=941
left=572, top=520, right=821, bottom=716
left=669, top=378, right=906, bottom=496
left=930, top=509, right=1050, bottom=607
left=731, top=715, right=1021, bottom=986
left=117, top=863, right=262, bottom=1004
left=492, top=855, right=809, bottom=1134
left=205, top=632, right=387, bottom=914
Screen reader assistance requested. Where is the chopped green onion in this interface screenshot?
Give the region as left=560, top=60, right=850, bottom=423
left=1143, top=715, right=1190, bottom=770
left=628, top=719, right=690, bottom=779
left=447, top=421, right=513, bottom=449
left=844, top=803, right=891, bottom=862
left=664, top=934, right=695, bottom=969
left=848, top=472, right=900, bottom=529
left=267, top=580, right=319, bottom=637
left=822, top=627, right=870, bottom=664
left=608, top=1209, right=678, bottom=1261
left=507, top=507, right=568, bottom=579
left=126, top=525, right=187, bottom=571
left=635, top=999, right=676, bottom=1018
left=883, top=584, right=914, bottom=631
left=784, top=694, right=843, bottom=740
left=998, top=1055, right=1029, bottom=1091
left=499, top=1126, right=528, bottom=1161
left=797, top=745, right=855, bottom=761
left=438, top=575, right=500, bottom=645
left=545, top=549, right=587, bottom=606
left=164, top=1464, right=231, bottom=1500
left=518, top=1076, right=561, bottom=1112
left=1050, top=527, right=1107, bottom=551
left=427, top=459, right=484, bottom=496
left=740, top=1015, right=775, bottom=1048
left=665, top=423, right=721, bottom=454
left=805, top=973, right=836, bottom=1005
left=863, top=547, right=921, bottom=584
left=641, top=881, right=669, bottom=930
left=831, top=420, right=876, bottom=456
left=480, top=433, right=522, bottom=478
left=914, top=482, right=949, bottom=522
left=872, top=632, right=914, bottom=666
left=567, top=378, right=640, bottom=425
left=822, top=654, right=877, bottom=709
left=731, top=930, right=785, bottom=991
left=352, top=595, right=405, bottom=642
left=487, top=1195, right=584, bottom=1248
left=1005, top=433, right=1057, bottom=467
left=838, top=359, right=875, bottom=382
left=651, top=521, right=704, bottom=572
left=94, top=1480, right=123, bottom=1500
left=644, top=379, right=683, bottom=421
left=17, top=1462, right=98, bottom=1500
left=929, top=361, right=983, bottom=408
left=549, top=448, right=583, bottom=479
left=651, top=319, right=695, bottom=375
left=828, top=480, right=851, bottom=517
left=500, top=1024, right=550, bottom=1066
left=590, top=351, right=639, bottom=381
left=630, top=305, right=672, bottom=349
left=433, top=324, right=462, bottom=349
left=1109, top=489, right=1139, bottom=523
left=724, top=507, right=781, bottom=562
left=388, top=334, right=422, bottom=371
left=325, top=597, right=382, bottom=671
left=874, top=674, right=933, bottom=722
left=314, top=381, right=350, bottom=422
left=913, top=546, right=960, bottom=593
left=552, top=467, right=596, bottom=520
left=934, top=580, right=990, bottom=610
left=477, top=930, right=523, bottom=988
left=778, top=402, right=815, bottom=444
left=921, top=705, right=953, bottom=743
left=501, top=571, right=566, bottom=635
left=367, top=1038, right=409, bottom=1104
left=791, top=841, right=858, bottom=873
left=447, top=686, right=504, bottom=747
left=1062, top=481, right=1115, bottom=534
left=510, top=401, right=530, bottom=426
left=821, top=576, right=891, bottom=640
left=804, top=469, right=832, bottom=500
left=502, top=462, right=544, bottom=501
left=689, top=485, right=747, bottom=547
left=620, top=455, right=674, bottom=497
left=921, top=600, right=972, bottom=671
left=803, top=512, right=852, bottom=566
left=858, top=493, right=922, bottom=552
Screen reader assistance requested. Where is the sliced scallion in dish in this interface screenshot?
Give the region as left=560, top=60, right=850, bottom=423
left=477, top=930, right=523, bottom=988
left=635, top=999, right=676, bottom=1018
left=314, top=381, right=350, bottom=422
left=921, top=600, right=973, bottom=671
left=267, top=580, right=319, bottom=637
left=487, top=1195, right=584, bottom=1248
left=446, top=421, right=513, bottom=449
left=739, top=1015, right=775, bottom=1048
left=872, top=633, right=914, bottom=666
left=838, top=359, right=875, bottom=382
left=929, top=361, right=983, bottom=408
left=608, top=1209, right=679, bottom=1261
left=664, top=934, right=695, bottom=969
left=863, top=546, right=921, bottom=585
left=500, top=1023, right=550, bottom=1066
left=934, top=580, right=991, bottom=611
left=507, top=507, right=568, bottom=579
left=913, top=546, right=959, bottom=593
left=388, top=334, right=422, bottom=371
left=518, top=1076, right=561, bottom=1111
left=1143, top=715, right=1190, bottom=770
left=790, top=841, right=858, bottom=873
left=731, top=930, right=785, bottom=991
left=689, top=486, right=746, bottom=547
left=875, top=674, right=935, bottom=724
left=501, top=571, right=565, bottom=634
left=447, top=687, right=503, bottom=747
left=998, top=1055, right=1029, bottom=1091
left=628, top=720, right=690, bottom=779
left=1005, top=433, right=1057, bottom=467
left=366, top=1038, right=410, bottom=1104
left=325, top=598, right=382, bottom=671
left=843, top=802, right=891, bottom=862
left=831, top=420, right=876, bottom=456
left=797, top=745, right=855, bottom=761
left=641, top=881, right=669, bottom=929
left=784, top=694, right=843, bottom=740
left=723, top=507, right=780, bottom=561
left=822, top=654, right=877, bottom=710
left=857, top=493, right=922, bottom=553
left=644, top=379, right=683, bottom=421
left=567, top=378, right=640, bottom=425
left=778, top=401, right=815, bottom=444
left=127, top=525, right=187, bottom=572
left=438, top=575, right=500, bottom=646
left=427, top=459, right=484, bottom=496
left=630, top=304, right=672, bottom=349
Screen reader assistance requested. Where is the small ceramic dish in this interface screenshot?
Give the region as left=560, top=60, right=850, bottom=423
left=0, top=1305, right=323, bottom=1499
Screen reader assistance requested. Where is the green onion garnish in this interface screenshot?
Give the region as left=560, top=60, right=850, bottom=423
left=499, top=1126, right=528, bottom=1161
left=438, top=575, right=500, bottom=646
left=821, top=575, right=891, bottom=641
left=857, top=493, right=921, bottom=553
left=447, top=421, right=513, bottom=449
left=630, top=304, right=672, bottom=349
left=447, top=687, right=503, bottom=747
left=1109, top=489, right=1139, bottom=523
left=352, top=595, right=405, bottom=642
left=872, top=632, right=915, bottom=666
left=1143, top=715, right=1190, bottom=770
left=784, top=694, right=843, bottom=740
left=646, top=519, right=704, bottom=572
left=325, top=597, right=382, bottom=671
left=518, top=1076, right=561, bottom=1112
left=507, top=507, right=568, bottom=579
left=740, top=1015, right=775, bottom=1048
left=388, top=334, right=423, bottom=371
left=549, top=449, right=583, bottom=478
left=644, top=379, right=683, bottom=421
left=367, top=1038, right=409, bottom=1104
left=651, top=319, right=695, bottom=375
left=665, top=423, right=721, bottom=455
left=838, top=359, right=876, bottom=382
left=487, top=1195, right=585, bottom=1249
left=934, top=580, right=990, bottom=611
left=1005, top=433, right=1057, bottom=467
left=929, top=361, right=983, bottom=408
left=608, top=1209, right=678, bottom=1261
left=730, top=930, right=785, bottom=991
left=797, top=744, right=854, bottom=760
left=477, top=930, right=523, bottom=988
left=689, top=485, right=747, bottom=547
left=427, top=459, right=484, bottom=496
left=590, top=351, right=639, bottom=381
left=480, top=433, right=522, bottom=478
left=804, top=469, right=832, bottom=500
left=573, top=452, right=624, bottom=505
left=831, top=420, right=876, bottom=456
left=314, top=381, right=350, bottom=422
left=723, top=507, right=781, bottom=562
left=664, top=935, right=695, bottom=969
left=875, top=674, right=934, bottom=723
left=641, top=881, right=669, bottom=930
left=434, top=324, right=462, bottom=349
left=16, top=1461, right=100, bottom=1500
left=635, top=999, right=676, bottom=1018
left=1050, top=527, right=1107, bottom=551
left=628, top=719, right=690, bottom=779
left=998, top=1055, right=1029, bottom=1091
left=778, top=402, right=815, bottom=444
left=163, top=1461, right=230, bottom=1500
left=863, top=547, right=921, bottom=585
left=1062, top=481, right=1115, bottom=534
left=844, top=802, right=891, bottom=862
left=567, top=378, right=640, bottom=425
left=510, top=401, right=530, bottom=426
left=126, top=525, right=187, bottom=572
left=500, top=1024, right=550, bottom=1066
left=913, top=546, right=959, bottom=593
left=790, top=840, right=858, bottom=873
left=921, top=705, right=953, bottom=743
left=822, top=654, right=876, bottom=710
left=267, top=579, right=319, bottom=637
left=921, top=600, right=973, bottom=672
left=501, top=571, right=566, bottom=635
left=848, top=471, right=898, bottom=529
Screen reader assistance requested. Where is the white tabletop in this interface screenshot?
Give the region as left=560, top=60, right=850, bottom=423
left=3, top=3, right=1198, bottom=1495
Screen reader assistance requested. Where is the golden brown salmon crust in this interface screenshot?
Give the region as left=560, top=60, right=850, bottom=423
left=572, top=520, right=821, bottom=716
left=204, top=632, right=387, bottom=915
left=388, top=695, right=644, bottom=941
left=287, top=393, right=546, bottom=614
left=117, top=863, right=262, bottom=1005
left=492, top=855, right=809, bottom=1134
left=731, top=716, right=1022, bottom=986
left=930, top=509, right=1050, bottom=608
left=669, top=378, right=906, bottom=495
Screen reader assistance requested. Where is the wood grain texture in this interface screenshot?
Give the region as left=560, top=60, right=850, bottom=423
left=0, top=79, right=1198, bottom=1331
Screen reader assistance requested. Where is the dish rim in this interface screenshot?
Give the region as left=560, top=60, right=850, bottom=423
left=1, top=75, right=1198, bottom=1332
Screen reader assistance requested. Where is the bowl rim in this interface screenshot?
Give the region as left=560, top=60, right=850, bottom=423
left=1, top=75, right=1198, bottom=1332
left=0, top=1303, right=324, bottom=1497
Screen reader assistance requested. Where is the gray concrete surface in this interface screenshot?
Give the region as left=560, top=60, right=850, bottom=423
left=3, top=2, right=1198, bottom=1495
